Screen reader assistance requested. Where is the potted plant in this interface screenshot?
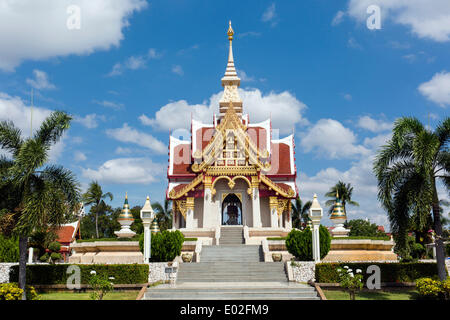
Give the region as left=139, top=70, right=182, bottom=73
left=181, top=253, right=193, bottom=263
left=272, top=253, right=282, bottom=262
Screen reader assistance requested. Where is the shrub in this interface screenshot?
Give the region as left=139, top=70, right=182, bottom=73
left=88, top=270, right=114, bottom=300
left=0, top=235, right=19, bottom=262
left=336, top=266, right=364, bottom=300
left=416, top=278, right=443, bottom=299
left=10, top=264, right=149, bottom=285
left=0, top=283, right=39, bottom=300
left=139, top=230, right=185, bottom=262
left=315, top=262, right=442, bottom=283
left=285, top=225, right=331, bottom=261
left=48, top=241, right=61, bottom=252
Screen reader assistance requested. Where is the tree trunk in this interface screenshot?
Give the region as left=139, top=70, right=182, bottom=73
left=18, top=236, right=28, bottom=300
left=95, top=211, right=99, bottom=239
left=432, top=180, right=447, bottom=281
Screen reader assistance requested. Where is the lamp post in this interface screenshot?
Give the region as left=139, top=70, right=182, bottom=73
left=308, top=194, right=323, bottom=263
left=140, top=196, right=155, bottom=263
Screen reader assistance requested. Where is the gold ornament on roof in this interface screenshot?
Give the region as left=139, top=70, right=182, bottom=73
left=227, top=21, right=234, bottom=40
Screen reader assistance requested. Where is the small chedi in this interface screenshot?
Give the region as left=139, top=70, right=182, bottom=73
left=330, top=192, right=350, bottom=238
left=114, top=193, right=136, bottom=238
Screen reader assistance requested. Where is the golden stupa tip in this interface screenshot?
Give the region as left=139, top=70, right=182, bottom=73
left=146, top=196, right=150, bottom=200
left=125, top=191, right=128, bottom=199
left=227, top=21, right=234, bottom=40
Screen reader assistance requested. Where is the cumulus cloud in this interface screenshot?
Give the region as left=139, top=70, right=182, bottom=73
left=74, top=150, right=87, bottom=162
left=0, top=0, right=148, bottom=71
left=300, top=119, right=370, bottom=159
left=140, top=88, right=308, bottom=134
left=26, top=70, right=56, bottom=90
left=418, top=71, right=450, bottom=107
left=0, top=92, right=65, bottom=161
left=332, top=10, right=346, bottom=26
left=106, top=123, right=166, bottom=154
left=74, top=113, right=105, bottom=129
left=357, top=116, right=392, bottom=132
left=347, top=0, right=450, bottom=42
left=81, top=157, right=165, bottom=184
left=299, top=131, right=392, bottom=228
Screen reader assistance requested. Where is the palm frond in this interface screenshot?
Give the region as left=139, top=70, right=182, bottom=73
left=34, top=111, right=72, bottom=148
left=0, top=120, right=23, bottom=156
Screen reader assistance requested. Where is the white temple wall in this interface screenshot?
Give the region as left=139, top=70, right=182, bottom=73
left=194, top=197, right=204, bottom=228
left=260, top=197, right=271, bottom=227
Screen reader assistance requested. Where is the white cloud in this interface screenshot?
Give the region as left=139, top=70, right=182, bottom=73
left=171, top=65, right=184, bottom=76
left=74, top=113, right=105, bottom=129
left=347, top=0, right=450, bottom=42
left=139, top=88, right=308, bottom=134
left=106, top=123, right=166, bottom=154
left=348, top=37, right=362, bottom=49
left=81, top=157, right=165, bottom=184
left=343, top=93, right=352, bottom=101
left=332, top=10, right=346, bottom=26
left=74, top=150, right=87, bottom=162
left=0, top=0, right=148, bottom=71
left=92, top=99, right=124, bottom=110
left=262, top=3, right=277, bottom=26
left=115, top=146, right=132, bottom=154
left=237, top=69, right=256, bottom=82
left=299, top=131, right=392, bottom=229
left=107, top=48, right=160, bottom=76
left=300, top=119, right=370, bottom=159
left=0, top=92, right=65, bottom=161
left=418, top=71, right=450, bottom=107
left=357, top=116, right=392, bottom=133
left=26, top=70, right=56, bottom=90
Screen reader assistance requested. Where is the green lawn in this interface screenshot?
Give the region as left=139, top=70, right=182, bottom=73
left=323, top=289, right=418, bottom=300
left=39, top=290, right=140, bottom=300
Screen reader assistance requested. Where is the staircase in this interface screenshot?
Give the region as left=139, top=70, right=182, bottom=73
left=143, top=226, right=320, bottom=300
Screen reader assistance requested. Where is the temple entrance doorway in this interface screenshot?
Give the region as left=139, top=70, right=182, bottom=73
left=222, top=193, right=242, bottom=225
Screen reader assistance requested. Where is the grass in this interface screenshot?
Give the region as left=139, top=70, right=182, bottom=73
left=323, top=288, right=418, bottom=300
left=39, top=290, right=140, bottom=300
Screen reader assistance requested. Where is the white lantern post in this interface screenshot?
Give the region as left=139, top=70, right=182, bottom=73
left=308, top=194, right=323, bottom=263
left=140, top=196, right=155, bottom=263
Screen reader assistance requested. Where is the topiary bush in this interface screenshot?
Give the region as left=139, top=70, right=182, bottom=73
left=285, top=225, right=331, bottom=261
left=150, top=230, right=185, bottom=262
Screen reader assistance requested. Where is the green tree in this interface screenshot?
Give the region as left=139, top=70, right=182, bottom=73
left=152, top=199, right=172, bottom=231
left=0, top=111, right=80, bottom=299
left=291, top=196, right=312, bottom=229
left=325, top=181, right=359, bottom=215
left=82, top=181, right=113, bottom=239
left=346, top=219, right=384, bottom=237
left=373, top=117, right=449, bottom=281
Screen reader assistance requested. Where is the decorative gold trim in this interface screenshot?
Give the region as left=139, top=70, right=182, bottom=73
left=204, top=175, right=212, bottom=189
left=260, top=175, right=295, bottom=198
left=206, top=166, right=258, bottom=176
left=175, top=200, right=187, bottom=219
left=211, top=175, right=253, bottom=196
left=251, top=175, right=259, bottom=188
left=222, top=192, right=242, bottom=203
left=277, top=199, right=289, bottom=217
left=186, top=197, right=195, bottom=210
left=169, top=173, right=204, bottom=199
left=269, top=197, right=278, bottom=210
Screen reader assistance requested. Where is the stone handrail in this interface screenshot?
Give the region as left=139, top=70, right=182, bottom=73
left=243, top=225, right=249, bottom=244
left=215, top=226, right=221, bottom=245
left=194, top=240, right=203, bottom=262
left=261, top=238, right=272, bottom=262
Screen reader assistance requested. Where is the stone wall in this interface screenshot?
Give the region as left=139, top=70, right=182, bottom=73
left=0, top=263, right=17, bottom=284
left=148, top=262, right=177, bottom=284
left=289, top=262, right=315, bottom=283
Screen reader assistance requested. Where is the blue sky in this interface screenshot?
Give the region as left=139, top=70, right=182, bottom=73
left=0, top=0, right=449, bottom=229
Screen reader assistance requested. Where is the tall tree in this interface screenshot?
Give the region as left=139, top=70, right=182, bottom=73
left=374, top=117, right=449, bottom=281
left=82, top=181, right=113, bottom=239
left=152, top=199, right=172, bottom=231
left=291, top=196, right=312, bottom=229
left=0, top=111, right=80, bottom=299
left=325, top=181, right=359, bottom=215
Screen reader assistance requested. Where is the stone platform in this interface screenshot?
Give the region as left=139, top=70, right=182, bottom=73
left=69, top=241, right=143, bottom=264
left=322, top=239, right=397, bottom=262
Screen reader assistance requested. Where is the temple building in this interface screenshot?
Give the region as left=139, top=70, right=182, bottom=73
left=167, top=22, right=297, bottom=240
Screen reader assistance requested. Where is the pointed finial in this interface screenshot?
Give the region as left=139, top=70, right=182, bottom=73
left=228, top=20, right=234, bottom=40
left=146, top=196, right=149, bottom=200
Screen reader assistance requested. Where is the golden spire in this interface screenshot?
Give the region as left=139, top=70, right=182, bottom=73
left=227, top=20, right=234, bottom=40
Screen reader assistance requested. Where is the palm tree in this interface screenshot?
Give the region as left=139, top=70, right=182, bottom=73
left=82, top=181, right=113, bottom=239
left=374, top=117, right=449, bottom=281
left=291, top=196, right=312, bottom=229
left=325, top=181, right=359, bottom=215
left=0, top=111, right=80, bottom=299
left=152, top=199, right=172, bottom=231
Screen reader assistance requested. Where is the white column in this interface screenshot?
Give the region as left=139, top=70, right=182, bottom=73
left=185, top=197, right=195, bottom=230
left=269, top=197, right=278, bottom=228
left=28, top=247, right=34, bottom=264
left=143, top=223, right=151, bottom=263
left=284, top=212, right=292, bottom=230
left=252, top=188, right=262, bottom=228
left=203, top=186, right=215, bottom=228
left=312, top=223, right=321, bottom=262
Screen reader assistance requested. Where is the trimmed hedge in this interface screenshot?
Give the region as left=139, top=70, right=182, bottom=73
left=10, top=264, right=149, bottom=285
left=315, top=262, right=442, bottom=283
